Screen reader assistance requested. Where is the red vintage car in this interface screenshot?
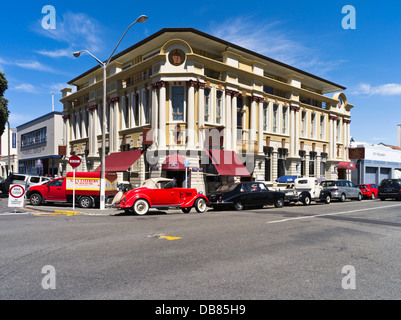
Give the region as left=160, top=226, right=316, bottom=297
left=357, top=183, right=379, bottom=199
left=116, top=179, right=209, bottom=215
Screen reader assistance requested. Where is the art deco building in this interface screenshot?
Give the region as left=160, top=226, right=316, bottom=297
left=60, top=28, right=354, bottom=193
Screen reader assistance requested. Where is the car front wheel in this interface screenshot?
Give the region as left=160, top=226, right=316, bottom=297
left=371, top=193, right=376, bottom=200
left=194, top=198, right=207, bottom=213
left=234, top=201, right=244, bottom=211
left=357, top=193, right=362, bottom=201
left=302, top=195, right=311, bottom=206
left=274, top=198, right=284, bottom=208
left=132, top=199, right=149, bottom=215
left=30, top=193, right=43, bottom=206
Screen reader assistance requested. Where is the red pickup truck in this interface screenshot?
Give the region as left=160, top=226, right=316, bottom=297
left=26, top=172, right=118, bottom=208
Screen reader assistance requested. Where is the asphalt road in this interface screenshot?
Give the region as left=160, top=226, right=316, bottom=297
left=1, top=196, right=401, bottom=300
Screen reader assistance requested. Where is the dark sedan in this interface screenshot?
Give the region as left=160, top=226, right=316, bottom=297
left=207, top=182, right=285, bottom=211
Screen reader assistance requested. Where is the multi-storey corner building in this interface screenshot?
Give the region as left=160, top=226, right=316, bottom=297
left=60, top=28, right=354, bottom=193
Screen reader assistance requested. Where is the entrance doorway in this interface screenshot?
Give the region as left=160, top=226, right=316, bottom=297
left=166, top=170, right=191, bottom=188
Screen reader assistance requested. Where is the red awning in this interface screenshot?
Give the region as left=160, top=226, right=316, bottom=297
left=162, top=154, right=187, bottom=171
left=337, top=161, right=356, bottom=170
left=207, top=149, right=251, bottom=177
left=94, top=149, right=143, bottom=172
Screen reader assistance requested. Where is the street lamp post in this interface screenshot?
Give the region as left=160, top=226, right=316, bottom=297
left=73, top=15, right=148, bottom=210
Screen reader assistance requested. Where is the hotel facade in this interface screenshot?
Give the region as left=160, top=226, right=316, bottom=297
left=60, top=28, right=354, bottom=193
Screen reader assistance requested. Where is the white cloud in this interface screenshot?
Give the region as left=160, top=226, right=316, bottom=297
left=353, top=83, right=401, bottom=96
left=0, top=57, right=60, bottom=74
left=34, top=11, right=103, bottom=59
left=13, top=83, right=37, bottom=93
left=208, top=16, right=344, bottom=76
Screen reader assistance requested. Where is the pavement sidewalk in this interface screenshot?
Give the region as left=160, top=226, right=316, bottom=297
left=23, top=199, right=120, bottom=216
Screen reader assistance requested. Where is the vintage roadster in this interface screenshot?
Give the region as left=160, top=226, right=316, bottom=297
left=283, top=177, right=331, bottom=205
left=116, top=178, right=209, bottom=215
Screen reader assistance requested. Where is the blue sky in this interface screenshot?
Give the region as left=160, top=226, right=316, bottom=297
left=1, top=0, right=401, bottom=145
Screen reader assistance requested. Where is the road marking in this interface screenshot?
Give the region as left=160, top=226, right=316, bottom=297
left=266, top=203, right=401, bottom=224
left=148, top=234, right=182, bottom=240
left=34, top=211, right=81, bottom=217
left=158, top=235, right=182, bottom=240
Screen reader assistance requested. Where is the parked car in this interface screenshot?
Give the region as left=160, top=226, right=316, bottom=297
left=275, top=175, right=301, bottom=183
left=320, top=180, right=362, bottom=202
left=116, top=183, right=209, bottom=215
left=26, top=171, right=118, bottom=208
left=0, top=173, right=31, bottom=194
left=26, top=176, right=52, bottom=190
left=207, top=182, right=285, bottom=211
left=378, top=179, right=401, bottom=201
left=284, top=177, right=332, bottom=205
left=357, top=183, right=379, bottom=199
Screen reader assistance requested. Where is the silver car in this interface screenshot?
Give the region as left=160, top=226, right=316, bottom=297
left=320, top=180, right=363, bottom=202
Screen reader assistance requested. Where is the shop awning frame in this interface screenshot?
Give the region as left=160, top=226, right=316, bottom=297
left=206, top=149, right=251, bottom=177
left=337, top=161, right=356, bottom=170
left=94, top=149, right=143, bottom=172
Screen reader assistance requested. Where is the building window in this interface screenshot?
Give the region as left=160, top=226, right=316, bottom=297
left=123, top=96, right=130, bottom=129
left=320, top=115, right=325, bottom=140
left=309, top=152, right=316, bottom=177
left=278, top=148, right=286, bottom=178
left=272, top=104, right=278, bottom=133
left=237, top=97, right=244, bottom=140
left=263, top=102, right=268, bottom=131
left=144, top=90, right=151, bottom=125
left=216, top=90, right=223, bottom=124
left=172, top=86, right=184, bottom=121
left=336, top=119, right=341, bottom=142
left=310, top=112, right=316, bottom=139
left=282, top=106, right=287, bottom=134
left=131, top=93, right=139, bottom=127
left=204, top=87, right=211, bottom=123
left=301, top=111, right=307, bottom=137
left=299, top=150, right=306, bottom=176
left=21, top=127, right=47, bottom=147
left=320, top=153, right=327, bottom=177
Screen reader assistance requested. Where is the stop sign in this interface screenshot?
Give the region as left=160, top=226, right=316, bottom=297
left=69, top=155, right=81, bottom=168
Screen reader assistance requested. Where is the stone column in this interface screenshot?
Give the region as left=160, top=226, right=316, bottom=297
left=187, top=80, right=196, bottom=150
left=258, top=98, right=264, bottom=154
left=250, top=96, right=258, bottom=142
left=231, top=91, right=238, bottom=152
left=158, top=81, right=167, bottom=149
left=198, top=82, right=205, bottom=149
left=151, top=82, right=159, bottom=148
left=225, top=89, right=232, bottom=150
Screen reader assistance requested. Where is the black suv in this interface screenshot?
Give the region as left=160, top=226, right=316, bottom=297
left=378, top=179, right=401, bottom=200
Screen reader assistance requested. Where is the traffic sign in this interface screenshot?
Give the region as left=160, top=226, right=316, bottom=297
left=8, top=184, right=25, bottom=208
left=69, top=155, right=81, bottom=168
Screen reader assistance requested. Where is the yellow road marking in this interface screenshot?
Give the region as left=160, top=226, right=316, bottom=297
left=158, top=235, right=182, bottom=240
left=34, top=211, right=81, bottom=217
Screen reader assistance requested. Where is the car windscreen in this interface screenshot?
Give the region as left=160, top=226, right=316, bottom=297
left=380, top=180, right=401, bottom=188
left=321, top=181, right=336, bottom=187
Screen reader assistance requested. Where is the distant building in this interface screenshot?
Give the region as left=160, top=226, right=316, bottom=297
left=17, top=112, right=64, bottom=176
left=0, top=125, right=18, bottom=177
left=349, top=141, right=401, bottom=184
